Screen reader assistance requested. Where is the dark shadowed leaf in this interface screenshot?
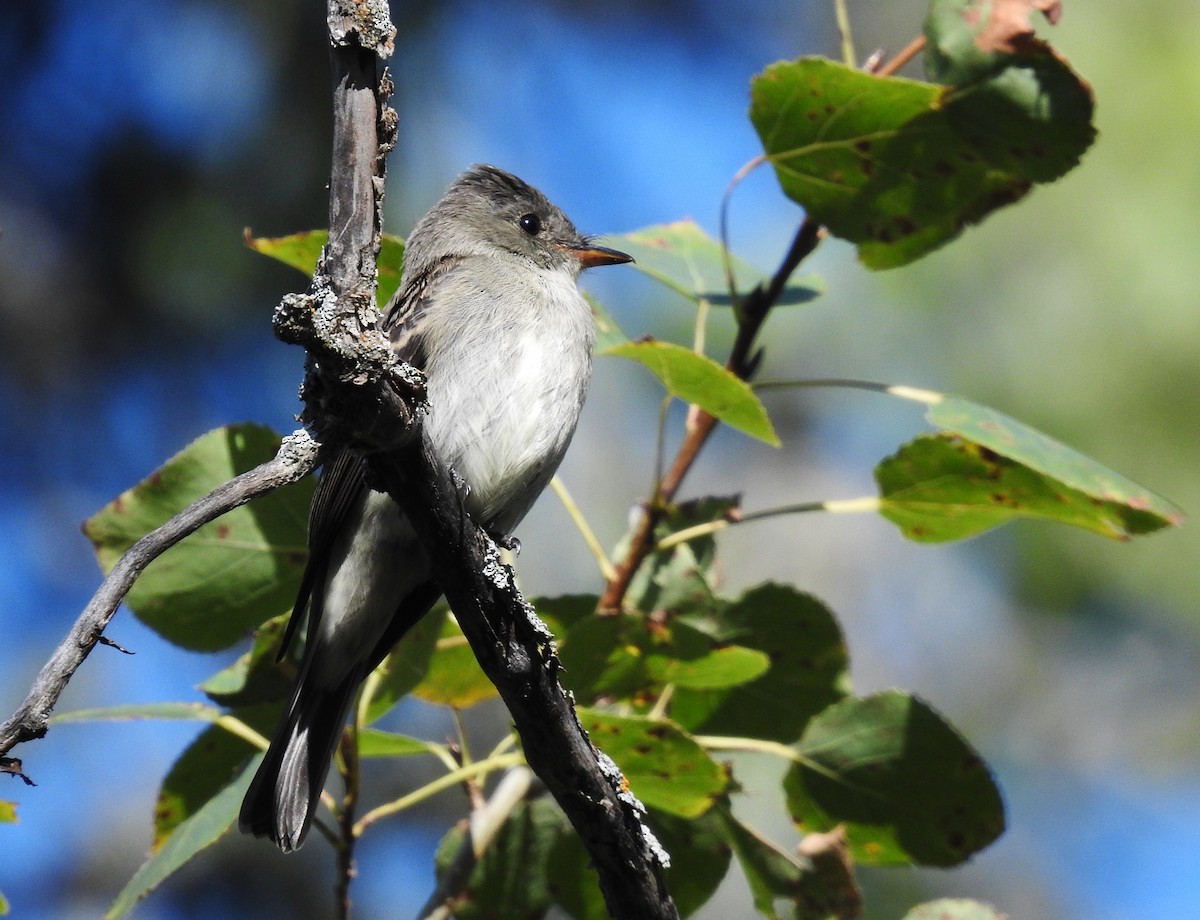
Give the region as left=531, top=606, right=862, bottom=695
left=672, top=583, right=849, bottom=742
left=198, top=614, right=294, bottom=707
left=433, top=798, right=564, bottom=920
left=152, top=705, right=275, bottom=851
left=716, top=804, right=861, bottom=920
left=784, top=691, right=1004, bottom=867
left=363, top=603, right=446, bottom=721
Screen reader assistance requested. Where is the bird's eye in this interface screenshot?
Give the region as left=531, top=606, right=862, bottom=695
left=518, top=213, right=542, bottom=236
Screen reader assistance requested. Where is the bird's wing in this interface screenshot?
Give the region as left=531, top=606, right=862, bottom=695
left=277, top=449, right=369, bottom=659
left=384, top=254, right=465, bottom=365
left=277, top=255, right=463, bottom=659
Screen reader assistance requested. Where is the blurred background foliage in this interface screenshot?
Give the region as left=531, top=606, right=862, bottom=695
left=0, top=1, right=1196, bottom=918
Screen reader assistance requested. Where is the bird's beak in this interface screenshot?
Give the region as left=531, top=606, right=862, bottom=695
left=565, top=242, right=634, bottom=268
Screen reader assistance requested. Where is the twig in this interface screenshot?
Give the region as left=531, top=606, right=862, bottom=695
left=335, top=728, right=361, bottom=920
left=876, top=34, right=927, bottom=77
left=598, top=217, right=823, bottom=612
left=0, top=432, right=321, bottom=766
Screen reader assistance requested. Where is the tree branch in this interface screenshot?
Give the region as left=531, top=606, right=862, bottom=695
left=281, top=3, right=677, bottom=917
left=0, top=431, right=321, bottom=765
left=598, top=216, right=823, bottom=612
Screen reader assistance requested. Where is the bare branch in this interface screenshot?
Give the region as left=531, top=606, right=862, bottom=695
left=0, top=431, right=321, bottom=762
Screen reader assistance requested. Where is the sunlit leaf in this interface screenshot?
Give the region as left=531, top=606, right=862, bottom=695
left=601, top=221, right=821, bottom=307
left=877, top=434, right=1175, bottom=542
left=578, top=710, right=726, bottom=818
left=410, top=612, right=498, bottom=708
left=604, top=340, right=779, bottom=445
left=51, top=702, right=224, bottom=724
left=247, top=229, right=406, bottom=307
left=750, top=51, right=1094, bottom=268
left=586, top=293, right=630, bottom=351
left=784, top=691, right=1004, bottom=867
left=357, top=730, right=439, bottom=758
left=672, top=583, right=849, bottom=743
left=926, top=396, right=1182, bottom=528
left=83, top=424, right=314, bottom=651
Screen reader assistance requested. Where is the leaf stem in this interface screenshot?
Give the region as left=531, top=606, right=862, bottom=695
left=833, top=0, right=857, bottom=67
left=598, top=216, right=823, bottom=613
left=549, top=476, right=616, bottom=581
left=354, top=752, right=526, bottom=834
left=651, top=497, right=880, bottom=553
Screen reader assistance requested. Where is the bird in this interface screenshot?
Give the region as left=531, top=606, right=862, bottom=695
left=239, top=164, right=633, bottom=851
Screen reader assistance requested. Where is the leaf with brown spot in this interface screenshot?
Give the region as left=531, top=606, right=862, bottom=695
left=784, top=692, right=1004, bottom=867
left=83, top=425, right=314, bottom=651
left=577, top=709, right=726, bottom=818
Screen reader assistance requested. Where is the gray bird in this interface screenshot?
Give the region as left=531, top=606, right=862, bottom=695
left=239, top=164, right=632, bottom=851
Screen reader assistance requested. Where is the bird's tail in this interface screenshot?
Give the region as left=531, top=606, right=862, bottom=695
left=238, top=669, right=361, bottom=852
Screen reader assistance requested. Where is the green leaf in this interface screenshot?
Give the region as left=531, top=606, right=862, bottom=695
left=198, top=613, right=294, bottom=707
left=877, top=434, right=1176, bottom=543
left=433, top=797, right=565, bottom=920
left=106, top=756, right=257, bottom=919
left=51, top=702, right=225, bottom=724
left=247, top=230, right=406, bottom=307
left=784, top=691, right=1004, bottom=867
left=600, top=221, right=821, bottom=307
left=624, top=496, right=736, bottom=619
left=531, top=593, right=601, bottom=636
left=363, top=603, right=445, bottom=722
left=152, top=705, right=274, bottom=851
left=715, top=804, right=861, bottom=920
left=749, top=56, right=1094, bottom=268
left=585, top=293, right=630, bottom=352
left=645, top=643, right=769, bottom=690
left=411, top=612, right=498, bottom=708
left=577, top=710, right=726, bottom=818
left=903, top=900, right=1007, bottom=920
left=926, top=396, right=1183, bottom=529
left=672, top=583, right=849, bottom=743
left=604, top=340, right=779, bottom=445
left=83, top=424, right=314, bottom=651
left=357, top=729, right=439, bottom=758
left=559, top=609, right=768, bottom=708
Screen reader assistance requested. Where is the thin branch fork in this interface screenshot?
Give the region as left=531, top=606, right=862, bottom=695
left=598, top=216, right=823, bottom=612
left=0, top=432, right=321, bottom=767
